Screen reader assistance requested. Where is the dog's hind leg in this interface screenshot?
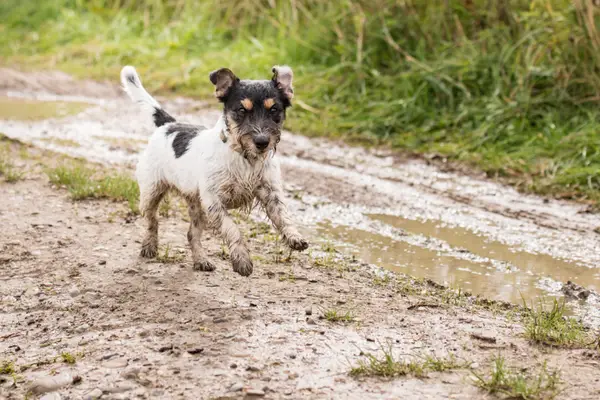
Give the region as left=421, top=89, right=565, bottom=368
left=204, top=197, right=253, bottom=277
left=185, top=194, right=215, bottom=272
left=139, top=182, right=168, bottom=258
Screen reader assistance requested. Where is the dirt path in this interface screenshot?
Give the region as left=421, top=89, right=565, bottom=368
left=1, top=69, right=600, bottom=399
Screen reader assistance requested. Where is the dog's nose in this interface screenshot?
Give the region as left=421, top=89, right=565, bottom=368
left=253, top=136, right=269, bottom=150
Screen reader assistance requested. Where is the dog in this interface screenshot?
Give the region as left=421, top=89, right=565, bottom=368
left=120, top=65, right=309, bottom=277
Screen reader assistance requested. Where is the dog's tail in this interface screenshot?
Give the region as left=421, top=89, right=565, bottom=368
left=120, top=66, right=176, bottom=127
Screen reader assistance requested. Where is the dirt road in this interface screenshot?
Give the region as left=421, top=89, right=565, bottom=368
left=1, top=69, right=599, bottom=399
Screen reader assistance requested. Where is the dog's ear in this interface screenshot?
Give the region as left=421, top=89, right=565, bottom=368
left=209, top=68, right=238, bottom=101
left=271, top=65, right=294, bottom=101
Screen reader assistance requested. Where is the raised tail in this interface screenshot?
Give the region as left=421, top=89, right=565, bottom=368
left=120, top=66, right=176, bottom=127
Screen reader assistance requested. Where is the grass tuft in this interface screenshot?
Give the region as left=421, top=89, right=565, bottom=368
left=322, top=309, right=355, bottom=323
left=0, top=360, right=15, bottom=375
left=473, top=357, right=560, bottom=400
left=0, top=157, right=24, bottom=182
left=47, top=164, right=139, bottom=213
left=60, top=352, right=76, bottom=364
left=523, top=298, right=591, bottom=348
left=154, top=245, right=185, bottom=264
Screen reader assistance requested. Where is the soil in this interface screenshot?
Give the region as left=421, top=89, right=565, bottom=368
left=1, top=69, right=600, bottom=399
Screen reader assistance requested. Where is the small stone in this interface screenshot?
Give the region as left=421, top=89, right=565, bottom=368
left=41, top=393, right=61, bottom=400
left=246, top=365, right=261, bottom=372
left=75, top=324, right=90, bottom=334
left=186, top=347, right=204, bottom=355
left=287, top=353, right=297, bottom=359
left=157, top=344, right=173, bottom=353
left=99, top=260, right=107, bottom=265
left=305, top=306, right=312, bottom=316
left=230, top=363, right=238, bottom=369
left=306, top=318, right=316, bottom=325
left=102, top=358, right=128, bottom=369
left=29, top=374, right=73, bottom=394
left=246, top=389, right=266, bottom=397
left=84, top=388, right=103, bottom=400
left=229, top=382, right=244, bottom=392
left=69, top=287, right=80, bottom=297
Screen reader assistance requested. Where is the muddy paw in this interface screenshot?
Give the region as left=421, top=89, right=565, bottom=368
left=140, top=243, right=158, bottom=258
left=285, top=235, right=309, bottom=251
left=193, top=259, right=216, bottom=272
left=232, top=256, right=253, bottom=277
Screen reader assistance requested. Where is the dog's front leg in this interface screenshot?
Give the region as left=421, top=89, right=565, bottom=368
left=255, top=183, right=309, bottom=252
left=205, top=197, right=253, bottom=277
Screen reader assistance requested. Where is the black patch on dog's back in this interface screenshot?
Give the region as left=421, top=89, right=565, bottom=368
left=153, top=107, right=176, bottom=127
left=127, top=75, right=137, bottom=86
left=166, top=123, right=206, bottom=158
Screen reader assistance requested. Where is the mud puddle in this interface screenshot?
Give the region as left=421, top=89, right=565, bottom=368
left=318, top=215, right=600, bottom=326
left=0, top=95, right=89, bottom=121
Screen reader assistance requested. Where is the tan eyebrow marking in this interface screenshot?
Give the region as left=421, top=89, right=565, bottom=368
left=263, top=98, right=275, bottom=110
left=241, top=98, right=253, bottom=111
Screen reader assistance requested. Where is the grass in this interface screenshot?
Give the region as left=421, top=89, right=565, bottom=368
left=322, top=308, right=355, bottom=323
left=0, top=157, right=24, bottom=182
left=154, top=245, right=185, bottom=263
left=473, top=357, right=561, bottom=400
left=2, top=1, right=600, bottom=207
left=0, top=360, right=15, bottom=375
left=523, top=298, right=594, bottom=348
left=350, top=344, right=466, bottom=378
left=38, top=137, right=81, bottom=148
left=47, top=164, right=139, bottom=213
left=60, top=352, right=76, bottom=364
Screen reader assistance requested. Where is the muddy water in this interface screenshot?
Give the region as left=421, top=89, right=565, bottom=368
left=320, top=214, right=600, bottom=305
left=0, top=96, right=89, bottom=121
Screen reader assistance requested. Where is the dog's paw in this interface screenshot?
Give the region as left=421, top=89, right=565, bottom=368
left=140, top=244, right=158, bottom=258
left=285, top=235, right=309, bottom=252
left=193, top=259, right=216, bottom=272
left=232, top=256, right=253, bottom=277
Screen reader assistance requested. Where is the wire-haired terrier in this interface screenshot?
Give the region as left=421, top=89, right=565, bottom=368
left=120, top=65, right=309, bottom=277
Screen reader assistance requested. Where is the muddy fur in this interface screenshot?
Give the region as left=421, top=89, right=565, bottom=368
left=120, top=65, right=308, bottom=276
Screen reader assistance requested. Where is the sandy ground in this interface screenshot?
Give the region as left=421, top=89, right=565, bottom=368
left=1, top=68, right=600, bottom=399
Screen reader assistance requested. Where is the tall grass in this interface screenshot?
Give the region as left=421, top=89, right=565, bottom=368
left=1, top=0, right=600, bottom=205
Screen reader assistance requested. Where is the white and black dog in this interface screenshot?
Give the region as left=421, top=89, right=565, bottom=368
left=120, top=65, right=308, bottom=277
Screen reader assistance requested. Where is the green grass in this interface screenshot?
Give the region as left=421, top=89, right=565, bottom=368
left=154, top=245, right=186, bottom=263
left=473, top=357, right=561, bottom=400
left=523, top=298, right=594, bottom=348
left=0, top=360, right=15, bottom=375
left=60, top=352, right=76, bottom=364
left=350, top=345, right=466, bottom=378
left=0, top=155, right=24, bottom=183
left=47, top=164, right=139, bottom=213
left=322, top=309, right=355, bottom=323
left=2, top=1, right=600, bottom=206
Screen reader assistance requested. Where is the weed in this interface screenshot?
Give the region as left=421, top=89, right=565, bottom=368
left=523, top=298, right=591, bottom=348
left=422, top=354, right=469, bottom=372
left=155, top=245, right=185, bottom=263
left=248, top=221, right=272, bottom=238
left=47, top=164, right=139, bottom=213
left=350, top=345, right=425, bottom=378
left=322, top=308, right=355, bottom=323
left=0, top=157, right=24, bottom=182
left=372, top=275, right=391, bottom=286
left=60, top=352, right=76, bottom=364
left=473, top=357, right=560, bottom=400
left=0, top=360, right=15, bottom=375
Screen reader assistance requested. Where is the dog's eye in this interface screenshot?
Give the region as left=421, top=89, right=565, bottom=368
left=237, top=108, right=246, bottom=115
left=270, top=107, right=278, bottom=113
